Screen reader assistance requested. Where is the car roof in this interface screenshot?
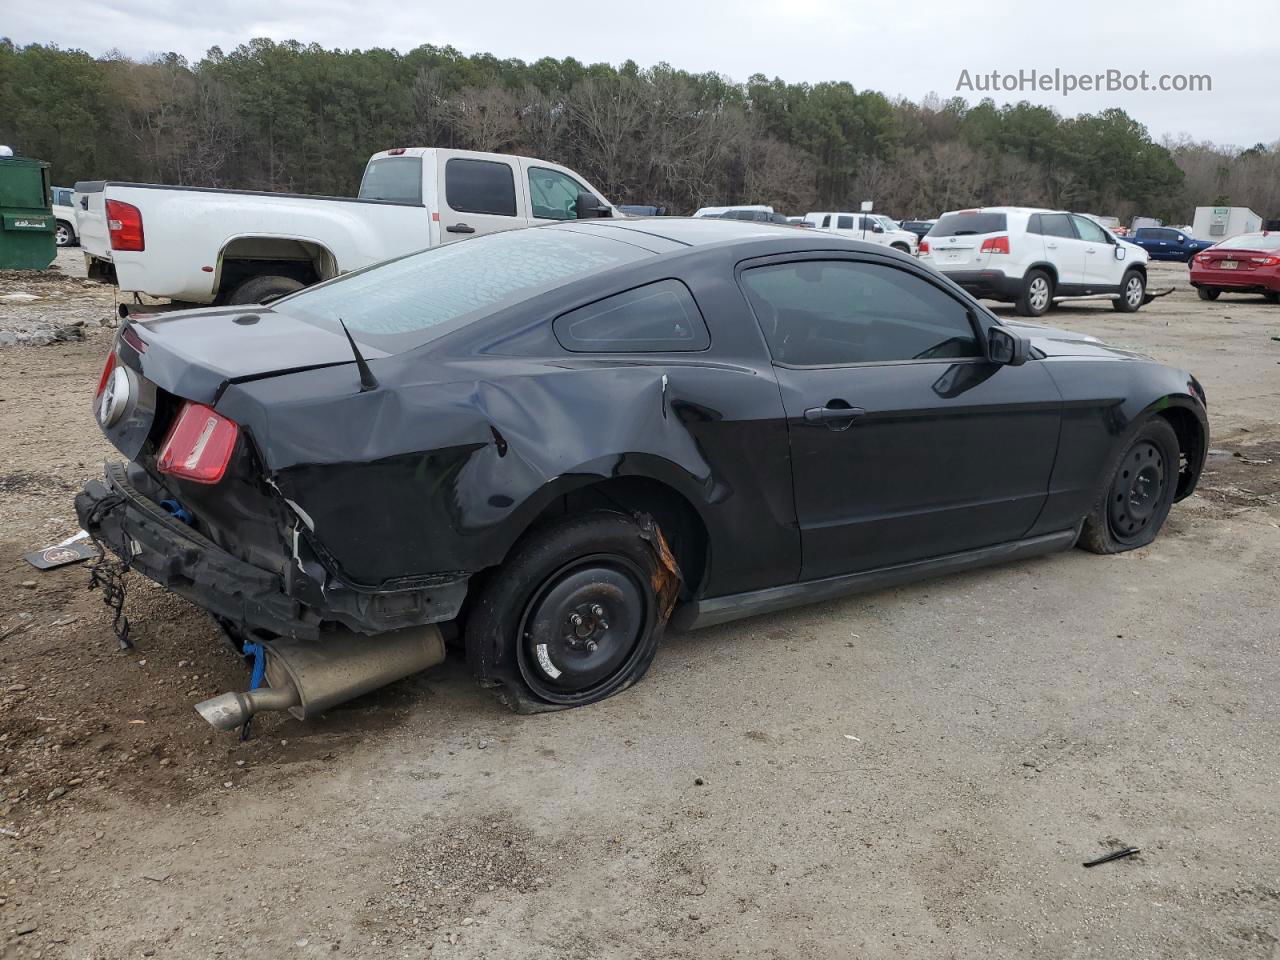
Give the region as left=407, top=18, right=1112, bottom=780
left=558, top=216, right=804, bottom=248
left=938, top=206, right=1066, bottom=217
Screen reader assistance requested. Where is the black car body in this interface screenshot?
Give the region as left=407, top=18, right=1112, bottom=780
left=78, top=218, right=1208, bottom=721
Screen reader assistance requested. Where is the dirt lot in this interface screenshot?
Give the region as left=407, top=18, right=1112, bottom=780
left=1, top=254, right=1278, bottom=959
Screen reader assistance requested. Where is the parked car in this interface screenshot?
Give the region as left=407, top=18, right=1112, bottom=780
left=1130, top=226, right=1214, bottom=262
left=74, top=148, right=618, bottom=305
left=51, top=185, right=78, bottom=247
left=1189, top=232, right=1280, bottom=302
left=919, top=207, right=1149, bottom=317
left=709, top=208, right=790, bottom=224
left=900, top=219, right=936, bottom=241
left=805, top=212, right=918, bottom=254
left=693, top=204, right=772, bottom=218
left=77, top=217, right=1208, bottom=731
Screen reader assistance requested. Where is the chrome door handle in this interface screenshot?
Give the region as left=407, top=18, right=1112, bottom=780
left=446, top=223, right=476, bottom=234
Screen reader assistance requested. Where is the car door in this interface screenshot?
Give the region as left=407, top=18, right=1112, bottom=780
left=1072, top=215, right=1122, bottom=288
left=1037, top=213, right=1086, bottom=293
left=435, top=153, right=525, bottom=242
left=738, top=255, right=1062, bottom=581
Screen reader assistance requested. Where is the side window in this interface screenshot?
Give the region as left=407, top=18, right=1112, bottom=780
left=553, top=279, right=710, bottom=353
left=1040, top=213, right=1075, bottom=239
left=1026, top=214, right=1042, bottom=235
left=836, top=215, right=854, bottom=230
left=529, top=167, right=588, bottom=221
left=740, top=260, right=983, bottom=366
left=821, top=215, right=831, bottom=228
left=445, top=158, right=517, bottom=217
left=1072, top=215, right=1111, bottom=244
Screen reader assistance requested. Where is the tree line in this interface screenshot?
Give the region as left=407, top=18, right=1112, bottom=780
left=1, top=38, right=1275, bottom=222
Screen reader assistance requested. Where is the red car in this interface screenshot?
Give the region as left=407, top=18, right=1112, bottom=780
left=1190, top=232, right=1280, bottom=303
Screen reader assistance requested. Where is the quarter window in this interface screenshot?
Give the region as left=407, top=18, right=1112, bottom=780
left=445, top=158, right=517, bottom=216
left=529, top=167, right=588, bottom=221
left=740, top=260, right=982, bottom=366
left=837, top=215, right=854, bottom=230
left=554, top=279, right=710, bottom=353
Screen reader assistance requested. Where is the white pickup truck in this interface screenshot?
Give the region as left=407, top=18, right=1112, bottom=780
left=75, top=148, right=618, bottom=305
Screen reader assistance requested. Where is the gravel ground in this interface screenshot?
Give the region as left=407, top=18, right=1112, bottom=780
left=0, top=259, right=1277, bottom=959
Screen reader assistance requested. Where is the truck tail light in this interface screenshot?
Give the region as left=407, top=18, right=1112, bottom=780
left=106, top=199, right=145, bottom=251
left=157, top=402, right=239, bottom=484
left=95, top=350, right=117, bottom=401
left=980, top=235, right=1010, bottom=255
left=919, top=239, right=930, bottom=254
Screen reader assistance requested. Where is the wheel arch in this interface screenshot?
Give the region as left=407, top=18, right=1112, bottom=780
left=1149, top=399, right=1207, bottom=501
left=1025, top=261, right=1059, bottom=286
left=213, top=234, right=339, bottom=301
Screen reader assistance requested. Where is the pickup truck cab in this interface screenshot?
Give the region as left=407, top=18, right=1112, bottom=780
left=1130, top=226, right=1214, bottom=262
left=75, top=148, right=617, bottom=305
left=804, top=212, right=918, bottom=254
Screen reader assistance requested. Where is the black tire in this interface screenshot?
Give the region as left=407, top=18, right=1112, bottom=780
left=54, top=220, right=75, bottom=247
left=1263, top=291, right=1279, bottom=305
left=1112, top=270, right=1145, bottom=312
left=891, top=242, right=911, bottom=254
left=464, top=512, right=674, bottom=709
left=1015, top=269, right=1053, bottom=317
left=227, top=274, right=304, bottom=305
left=1078, top=417, right=1179, bottom=555
left=1196, top=286, right=1220, bottom=301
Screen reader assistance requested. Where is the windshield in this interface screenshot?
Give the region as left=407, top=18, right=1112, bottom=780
left=358, top=157, right=423, bottom=204
left=1216, top=233, right=1280, bottom=251
left=929, top=212, right=1009, bottom=237
left=279, top=228, right=652, bottom=353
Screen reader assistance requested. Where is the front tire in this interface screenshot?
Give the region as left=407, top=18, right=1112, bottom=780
left=1196, top=287, right=1220, bottom=301
left=1015, top=269, right=1053, bottom=317
left=891, top=242, right=911, bottom=254
left=465, top=512, right=673, bottom=709
left=1078, top=417, right=1179, bottom=555
left=1112, top=270, right=1145, bottom=312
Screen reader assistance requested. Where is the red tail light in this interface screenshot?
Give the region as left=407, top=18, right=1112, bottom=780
left=106, top=199, right=145, bottom=251
left=919, top=239, right=930, bottom=254
left=95, top=350, right=117, bottom=400
left=980, top=235, right=1011, bottom=255
left=157, top=402, right=239, bottom=484
left=1249, top=255, right=1280, bottom=266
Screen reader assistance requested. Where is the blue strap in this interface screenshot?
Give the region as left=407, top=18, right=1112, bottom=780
left=244, top=641, right=266, bottom=690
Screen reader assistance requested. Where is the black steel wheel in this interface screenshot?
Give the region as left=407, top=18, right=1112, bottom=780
left=464, top=512, right=676, bottom=710
left=516, top=553, right=652, bottom=702
left=1079, top=417, right=1180, bottom=554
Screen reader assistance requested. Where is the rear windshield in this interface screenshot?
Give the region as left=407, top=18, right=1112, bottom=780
left=280, top=228, right=651, bottom=353
left=358, top=157, right=423, bottom=204
left=929, top=212, right=1009, bottom=237
left=1217, top=233, right=1280, bottom=251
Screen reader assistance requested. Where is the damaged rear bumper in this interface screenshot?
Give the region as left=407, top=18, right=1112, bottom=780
left=75, top=463, right=469, bottom=640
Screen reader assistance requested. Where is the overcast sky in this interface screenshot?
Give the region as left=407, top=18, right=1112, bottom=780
left=9, top=0, right=1270, bottom=148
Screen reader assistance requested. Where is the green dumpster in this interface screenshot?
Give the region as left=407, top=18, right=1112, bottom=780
left=0, top=155, right=56, bottom=270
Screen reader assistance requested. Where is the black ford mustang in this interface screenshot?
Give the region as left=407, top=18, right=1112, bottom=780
left=78, top=218, right=1208, bottom=728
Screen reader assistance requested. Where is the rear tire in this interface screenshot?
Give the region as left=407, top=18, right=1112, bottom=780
left=464, top=512, right=673, bottom=709
left=1263, top=291, right=1279, bottom=305
left=1015, top=269, right=1053, bottom=317
left=1196, top=287, right=1220, bottom=301
left=1078, top=417, right=1179, bottom=555
left=1112, top=270, right=1145, bottom=312
left=54, top=221, right=75, bottom=247
left=227, top=274, right=304, bottom=306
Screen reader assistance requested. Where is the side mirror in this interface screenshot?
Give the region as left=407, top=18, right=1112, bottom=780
left=1115, top=245, right=1126, bottom=260
left=871, top=224, right=884, bottom=234
left=575, top=192, right=612, bottom=219
left=988, top=326, right=1029, bottom=366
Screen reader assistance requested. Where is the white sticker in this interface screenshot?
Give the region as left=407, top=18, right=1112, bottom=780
left=535, top=643, right=561, bottom=679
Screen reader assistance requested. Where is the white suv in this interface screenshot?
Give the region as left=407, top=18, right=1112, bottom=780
left=806, top=212, right=919, bottom=255
left=919, top=207, right=1149, bottom=316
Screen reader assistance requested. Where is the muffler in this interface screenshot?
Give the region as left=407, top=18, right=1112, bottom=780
left=195, top=624, right=446, bottom=731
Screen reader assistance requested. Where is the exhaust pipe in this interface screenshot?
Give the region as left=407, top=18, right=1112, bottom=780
left=195, top=624, right=446, bottom=731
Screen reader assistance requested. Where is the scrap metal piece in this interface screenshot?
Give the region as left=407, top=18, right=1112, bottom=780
left=1083, top=846, right=1140, bottom=868
left=635, top=512, right=683, bottom=623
